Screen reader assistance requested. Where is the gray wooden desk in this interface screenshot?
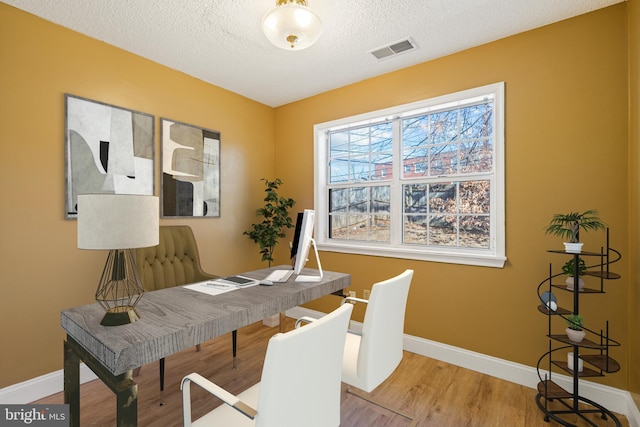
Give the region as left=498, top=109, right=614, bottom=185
left=61, top=266, right=350, bottom=427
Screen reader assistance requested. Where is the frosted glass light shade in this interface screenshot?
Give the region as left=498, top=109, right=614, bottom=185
left=262, top=1, right=322, bottom=50
left=78, top=194, right=159, bottom=250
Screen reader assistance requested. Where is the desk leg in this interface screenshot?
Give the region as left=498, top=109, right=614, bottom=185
left=232, top=330, right=237, bottom=369
left=64, top=336, right=139, bottom=427
left=64, top=340, right=80, bottom=427
left=279, top=312, right=286, bottom=333
left=115, top=374, right=138, bottom=427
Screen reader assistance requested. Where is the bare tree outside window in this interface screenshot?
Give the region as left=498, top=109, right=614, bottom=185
left=316, top=83, right=505, bottom=267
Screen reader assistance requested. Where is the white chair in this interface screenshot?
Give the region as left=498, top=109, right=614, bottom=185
left=341, top=269, right=415, bottom=425
left=181, top=303, right=353, bottom=427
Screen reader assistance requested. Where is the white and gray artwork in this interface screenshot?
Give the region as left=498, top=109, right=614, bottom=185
left=65, top=95, right=154, bottom=219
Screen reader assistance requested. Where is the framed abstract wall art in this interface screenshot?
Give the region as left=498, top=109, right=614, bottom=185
left=64, top=94, right=154, bottom=219
left=161, top=118, right=220, bottom=218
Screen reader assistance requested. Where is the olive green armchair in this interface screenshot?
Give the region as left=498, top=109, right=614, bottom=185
left=137, top=225, right=217, bottom=290
left=136, top=225, right=237, bottom=404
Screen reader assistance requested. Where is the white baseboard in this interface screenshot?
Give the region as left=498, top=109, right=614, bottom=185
left=626, top=397, right=640, bottom=427
left=286, top=306, right=640, bottom=427
left=0, top=364, right=97, bottom=404
left=2, top=306, right=639, bottom=427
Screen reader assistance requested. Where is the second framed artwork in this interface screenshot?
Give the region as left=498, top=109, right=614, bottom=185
left=161, top=118, right=221, bottom=218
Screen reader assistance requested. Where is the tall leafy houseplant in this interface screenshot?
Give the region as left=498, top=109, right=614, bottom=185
left=244, top=178, right=295, bottom=266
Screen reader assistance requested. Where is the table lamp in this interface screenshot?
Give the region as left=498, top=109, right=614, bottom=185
left=77, top=194, right=159, bottom=326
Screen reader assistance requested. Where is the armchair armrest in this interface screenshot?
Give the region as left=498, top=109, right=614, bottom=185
left=181, top=373, right=257, bottom=427
left=341, top=296, right=369, bottom=306
left=294, top=316, right=317, bottom=328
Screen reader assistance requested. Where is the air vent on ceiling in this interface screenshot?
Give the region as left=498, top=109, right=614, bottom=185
left=369, top=38, right=417, bottom=61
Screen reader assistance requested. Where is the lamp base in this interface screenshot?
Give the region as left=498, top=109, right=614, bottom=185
left=100, top=306, right=140, bottom=326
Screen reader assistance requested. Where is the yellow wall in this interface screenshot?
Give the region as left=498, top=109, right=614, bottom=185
left=0, top=4, right=274, bottom=387
left=0, top=1, right=636, bottom=396
left=628, top=0, right=640, bottom=396
left=275, top=4, right=631, bottom=391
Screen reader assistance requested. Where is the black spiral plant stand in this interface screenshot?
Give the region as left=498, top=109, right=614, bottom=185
left=535, top=229, right=622, bottom=426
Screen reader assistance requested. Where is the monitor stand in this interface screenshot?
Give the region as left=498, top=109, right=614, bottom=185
left=295, top=238, right=324, bottom=282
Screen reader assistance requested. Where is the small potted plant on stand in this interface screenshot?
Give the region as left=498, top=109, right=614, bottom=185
left=244, top=178, right=296, bottom=267
left=562, top=257, right=586, bottom=291
left=545, top=210, right=606, bottom=253
left=565, top=314, right=585, bottom=343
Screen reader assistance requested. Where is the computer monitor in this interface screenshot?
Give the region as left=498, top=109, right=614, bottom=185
left=292, top=209, right=323, bottom=282
left=290, top=212, right=304, bottom=260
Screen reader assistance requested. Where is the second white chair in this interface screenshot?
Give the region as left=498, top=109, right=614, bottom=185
left=341, top=269, right=414, bottom=425
left=181, top=303, right=353, bottom=427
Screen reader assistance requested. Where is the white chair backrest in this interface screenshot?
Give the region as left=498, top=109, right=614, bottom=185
left=256, top=303, right=353, bottom=427
left=358, top=269, right=413, bottom=392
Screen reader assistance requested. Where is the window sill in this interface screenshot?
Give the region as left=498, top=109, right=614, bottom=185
left=317, top=241, right=506, bottom=268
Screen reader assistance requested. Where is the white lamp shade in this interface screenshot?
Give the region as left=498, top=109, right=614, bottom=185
left=262, top=3, right=322, bottom=50
left=78, top=194, right=159, bottom=250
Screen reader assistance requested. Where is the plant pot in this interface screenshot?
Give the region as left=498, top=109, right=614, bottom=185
left=567, top=352, right=583, bottom=372
left=563, top=242, right=583, bottom=253
left=566, top=327, right=585, bottom=343
left=565, top=276, right=585, bottom=291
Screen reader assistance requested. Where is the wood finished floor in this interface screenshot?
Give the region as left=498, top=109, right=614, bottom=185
left=35, top=318, right=629, bottom=426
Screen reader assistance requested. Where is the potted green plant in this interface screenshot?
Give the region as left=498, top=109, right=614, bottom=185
left=561, top=257, right=586, bottom=291
left=565, top=314, right=585, bottom=343
left=244, top=178, right=296, bottom=267
left=545, top=210, right=606, bottom=253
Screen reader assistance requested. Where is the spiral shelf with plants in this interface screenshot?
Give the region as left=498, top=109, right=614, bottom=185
left=536, top=210, right=622, bottom=426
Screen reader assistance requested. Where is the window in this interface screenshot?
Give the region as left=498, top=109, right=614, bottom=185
left=314, top=83, right=505, bottom=267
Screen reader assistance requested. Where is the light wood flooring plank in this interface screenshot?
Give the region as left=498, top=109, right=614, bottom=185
left=35, top=319, right=629, bottom=426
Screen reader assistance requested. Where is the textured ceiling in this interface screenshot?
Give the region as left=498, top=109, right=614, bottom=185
left=3, top=0, right=624, bottom=107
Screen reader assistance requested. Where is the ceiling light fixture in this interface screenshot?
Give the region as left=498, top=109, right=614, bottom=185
left=262, top=0, right=322, bottom=51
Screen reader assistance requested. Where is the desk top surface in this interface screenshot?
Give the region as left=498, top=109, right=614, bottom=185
left=61, top=267, right=350, bottom=375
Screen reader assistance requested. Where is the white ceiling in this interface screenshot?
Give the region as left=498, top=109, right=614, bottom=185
left=3, top=0, right=624, bottom=107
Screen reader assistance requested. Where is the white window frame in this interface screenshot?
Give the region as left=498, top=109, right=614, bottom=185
left=313, top=82, right=506, bottom=268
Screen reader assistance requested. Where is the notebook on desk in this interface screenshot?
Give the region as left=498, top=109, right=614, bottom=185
left=216, top=275, right=259, bottom=287
left=184, top=275, right=258, bottom=297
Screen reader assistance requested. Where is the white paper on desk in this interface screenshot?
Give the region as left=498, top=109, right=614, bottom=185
left=183, top=281, right=238, bottom=297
